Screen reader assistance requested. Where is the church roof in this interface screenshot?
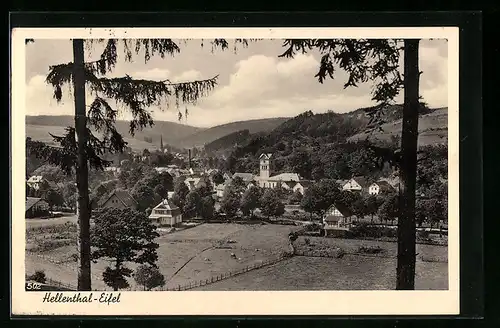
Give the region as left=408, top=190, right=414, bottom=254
left=259, top=153, right=273, bottom=160
left=268, top=173, right=300, bottom=182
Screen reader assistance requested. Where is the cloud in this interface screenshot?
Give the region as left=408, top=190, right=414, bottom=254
left=24, top=39, right=449, bottom=127
left=130, top=68, right=171, bottom=80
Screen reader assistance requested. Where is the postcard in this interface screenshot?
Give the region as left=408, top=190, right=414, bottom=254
left=11, top=26, right=459, bottom=316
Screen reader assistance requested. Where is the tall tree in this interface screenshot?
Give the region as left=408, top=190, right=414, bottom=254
left=240, top=186, right=261, bottom=217
left=91, top=208, right=159, bottom=291
left=276, top=38, right=423, bottom=289
left=26, top=39, right=218, bottom=290
left=171, top=177, right=190, bottom=212
left=260, top=189, right=285, bottom=219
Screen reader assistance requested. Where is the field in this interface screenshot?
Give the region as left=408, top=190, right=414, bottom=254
left=194, top=255, right=448, bottom=291
left=293, top=236, right=448, bottom=262
left=348, top=107, right=448, bottom=147
left=25, top=223, right=300, bottom=290
left=25, top=219, right=448, bottom=291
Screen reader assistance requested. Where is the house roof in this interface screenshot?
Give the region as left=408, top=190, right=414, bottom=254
left=295, top=180, right=312, bottom=188
left=152, top=199, right=179, bottom=211
left=372, top=180, right=395, bottom=191
left=351, top=176, right=369, bottom=188
left=232, top=173, right=255, bottom=182
left=100, top=190, right=138, bottom=208
left=324, top=203, right=352, bottom=221
left=283, top=181, right=296, bottom=188
left=269, top=173, right=300, bottom=182
left=27, top=176, right=44, bottom=183
left=336, top=179, right=348, bottom=187
left=26, top=197, right=46, bottom=211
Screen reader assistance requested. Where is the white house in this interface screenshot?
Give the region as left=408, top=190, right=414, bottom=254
left=27, top=176, right=46, bottom=190
left=25, top=197, right=50, bottom=218
left=368, top=181, right=395, bottom=195
left=292, top=181, right=312, bottom=195
left=148, top=199, right=182, bottom=227
left=215, top=183, right=226, bottom=198
left=104, top=166, right=121, bottom=176
left=341, top=177, right=369, bottom=192
left=184, top=177, right=201, bottom=191
left=323, top=203, right=353, bottom=236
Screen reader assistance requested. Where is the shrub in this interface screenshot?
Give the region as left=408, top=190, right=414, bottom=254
left=349, top=223, right=397, bottom=239
left=304, top=238, right=310, bottom=245
left=27, top=270, right=46, bottom=284
left=358, top=246, right=385, bottom=254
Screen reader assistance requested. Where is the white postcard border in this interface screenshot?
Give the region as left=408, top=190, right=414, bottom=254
left=11, top=26, right=459, bottom=316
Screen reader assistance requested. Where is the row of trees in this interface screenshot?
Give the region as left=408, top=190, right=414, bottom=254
left=220, top=180, right=286, bottom=219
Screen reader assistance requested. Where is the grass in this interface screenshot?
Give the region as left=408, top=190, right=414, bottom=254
left=293, top=236, right=448, bottom=263
left=194, top=255, right=448, bottom=291
left=25, top=223, right=299, bottom=291
left=25, top=223, right=447, bottom=291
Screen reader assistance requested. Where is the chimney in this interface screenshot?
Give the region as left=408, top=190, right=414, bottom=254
left=188, top=148, right=192, bottom=169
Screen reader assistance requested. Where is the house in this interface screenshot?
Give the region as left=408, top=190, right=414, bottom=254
left=232, top=172, right=255, bottom=182
left=99, top=190, right=138, bottom=210
left=323, top=203, right=353, bottom=236
left=26, top=176, right=46, bottom=190
left=104, top=166, right=121, bottom=176
left=26, top=197, right=50, bottom=218
left=148, top=199, right=183, bottom=227
left=246, top=181, right=258, bottom=189
left=215, top=183, right=226, bottom=198
left=167, top=191, right=175, bottom=199
left=368, top=181, right=395, bottom=195
left=184, top=177, right=202, bottom=191
left=155, top=167, right=170, bottom=174
left=223, top=172, right=233, bottom=181
left=341, top=177, right=369, bottom=192
left=292, top=181, right=312, bottom=195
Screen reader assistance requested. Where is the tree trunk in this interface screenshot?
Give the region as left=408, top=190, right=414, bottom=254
left=73, top=39, right=92, bottom=291
left=396, top=39, right=420, bottom=290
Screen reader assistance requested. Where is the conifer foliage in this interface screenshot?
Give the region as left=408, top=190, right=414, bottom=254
left=26, top=39, right=220, bottom=291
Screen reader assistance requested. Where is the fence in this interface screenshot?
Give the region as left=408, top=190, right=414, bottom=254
left=158, top=253, right=292, bottom=291
left=25, top=274, right=77, bottom=291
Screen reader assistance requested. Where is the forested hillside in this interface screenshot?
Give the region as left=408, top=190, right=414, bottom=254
left=218, top=105, right=447, bottom=186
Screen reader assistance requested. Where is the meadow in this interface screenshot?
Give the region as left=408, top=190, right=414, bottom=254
left=194, top=254, right=448, bottom=291
left=25, top=223, right=300, bottom=290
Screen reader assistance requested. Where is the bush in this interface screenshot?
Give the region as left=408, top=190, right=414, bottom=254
left=349, top=223, right=397, bottom=239
left=304, top=238, right=310, bottom=245
left=358, top=246, right=385, bottom=254
left=27, top=270, right=46, bottom=284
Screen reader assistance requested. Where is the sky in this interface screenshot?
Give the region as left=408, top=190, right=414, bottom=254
left=25, top=39, right=448, bottom=128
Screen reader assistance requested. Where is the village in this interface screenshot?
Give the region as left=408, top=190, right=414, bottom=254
left=25, top=134, right=448, bottom=292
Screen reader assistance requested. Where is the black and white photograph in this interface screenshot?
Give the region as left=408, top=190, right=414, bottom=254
left=11, top=27, right=459, bottom=316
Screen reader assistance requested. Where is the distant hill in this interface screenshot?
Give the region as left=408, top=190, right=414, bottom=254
left=25, top=115, right=205, bottom=151
left=175, top=117, right=290, bottom=148
left=25, top=115, right=289, bottom=151
left=205, top=129, right=253, bottom=153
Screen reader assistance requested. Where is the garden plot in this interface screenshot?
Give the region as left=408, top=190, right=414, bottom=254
left=294, top=236, right=448, bottom=262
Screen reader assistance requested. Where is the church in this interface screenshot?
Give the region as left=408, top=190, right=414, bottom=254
left=232, top=153, right=306, bottom=192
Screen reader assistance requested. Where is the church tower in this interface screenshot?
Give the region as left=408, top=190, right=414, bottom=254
left=259, top=153, right=272, bottom=179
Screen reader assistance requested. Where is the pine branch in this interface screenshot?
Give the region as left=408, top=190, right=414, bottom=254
left=86, top=73, right=218, bottom=134
left=278, top=38, right=404, bottom=128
